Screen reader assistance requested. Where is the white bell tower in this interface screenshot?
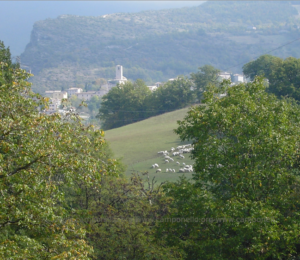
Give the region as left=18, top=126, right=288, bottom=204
left=116, top=65, right=123, bottom=80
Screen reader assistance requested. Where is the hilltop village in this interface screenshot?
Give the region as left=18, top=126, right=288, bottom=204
left=43, top=65, right=244, bottom=114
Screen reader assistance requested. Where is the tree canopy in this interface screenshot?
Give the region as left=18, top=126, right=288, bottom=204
left=190, top=65, right=221, bottom=101
left=0, top=42, right=184, bottom=259
left=0, top=41, right=118, bottom=259
left=97, top=77, right=195, bottom=130
left=243, top=54, right=300, bottom=101
left=97, top=79, right=152, bottom=130
left=77, top=173, right=182, bottom=260
left=151, top=76, right=195, bottom=111
left=157, top=78, right=300, bottom=259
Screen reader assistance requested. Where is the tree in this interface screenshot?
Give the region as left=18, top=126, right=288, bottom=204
left=157, top=78, right=300, bottom=259
left=97, top=77, right=196, bottom=130
left=243, top=55, right=300, bottom=101
left=0, top=41, right=19, bottom=86
left=150, top=76, right=195, bottom=113
left=87, top=96, right=101, bottom=118
left=0, top=41, right=13, bottom=68
left=190, top=65, right=221, bottom=102
left=69, top=172, right=183, bottom=260
left=0, top=42, right=117, bottom=259
left=268, top=57, right=300, bottom=101
left=242, top=54, right=282, bottom=81
left=69, top=94, right=81, bottom=108
left=92, top=78, right=107, bottom=87
left=97, top=80, right=152, bottom=130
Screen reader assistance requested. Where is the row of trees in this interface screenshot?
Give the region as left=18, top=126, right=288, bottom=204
left=98, top=65, right=220, bottom=130
left=97, top=78, right=194, bottom=130
left=99, top=54, right=300, bottom=131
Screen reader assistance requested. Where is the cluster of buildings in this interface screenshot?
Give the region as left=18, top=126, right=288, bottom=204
left=43, top=65, right=245, bottom=114
left=218, top=72, right=245, bottom=98
left=218, top=72, right=245, bottom=83
left=44, top=65, right=129, bottom=114
left=145, top=82, right=163, bottom=92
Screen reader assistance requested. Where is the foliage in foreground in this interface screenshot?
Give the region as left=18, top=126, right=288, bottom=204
left=157, top=78, right=300, bottom=259
left=1, top=41, right=183, bottom=260
left=68, top=172, right=183, bottom=260
left=0, top=41, right=118, bottom=259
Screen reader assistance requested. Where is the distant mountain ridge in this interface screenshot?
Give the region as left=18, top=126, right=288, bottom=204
left=20, top=1, right=300, bottom=93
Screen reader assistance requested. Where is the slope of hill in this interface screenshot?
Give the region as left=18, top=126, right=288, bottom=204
left=104, top=107, right=195, bottom=183
left=20, top=1, right=300, bottom=93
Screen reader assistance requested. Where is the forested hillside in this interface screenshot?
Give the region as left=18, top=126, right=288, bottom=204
left=20, top=1, right=300, bottom=93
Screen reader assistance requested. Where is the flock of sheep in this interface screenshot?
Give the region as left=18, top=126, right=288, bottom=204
left=152, top=144, right=194, bottom=173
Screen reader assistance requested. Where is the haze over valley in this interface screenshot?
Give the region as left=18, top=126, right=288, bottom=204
left=16, top=2, right=299, bottom=93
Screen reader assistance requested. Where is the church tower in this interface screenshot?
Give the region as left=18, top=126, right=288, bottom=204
left=116, top=65, right=123, bottom=80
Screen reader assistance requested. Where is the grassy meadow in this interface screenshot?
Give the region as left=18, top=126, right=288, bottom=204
left=104, top=107, right=196, bottom=183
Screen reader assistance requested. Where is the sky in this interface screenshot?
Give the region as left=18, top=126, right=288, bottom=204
left=0, top=1, right=204, bottom=57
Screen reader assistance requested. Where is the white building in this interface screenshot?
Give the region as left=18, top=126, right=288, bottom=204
left=44, top=98, right=61, bottom=114
left=116, top=65, right=123, bottom=80
left=75, top=91, right=96, bottom=101
left=155, top=82, right=163, bottom=88
left=75, top=90, right=109, bottom=100
left=67, top=88, right=83, bottom=97
left=147, top=86, right=158, bottom=92
left=115, top=65, right=127, bottom=84
left=44, top=90, right=65, bottom=98
left=53, top=91, right=68, bottom=100
left=232, top=74, right=244, bottom=83
left=218, top=72, right=231, bottom=81
left=44, top=90, right=67, bottom=102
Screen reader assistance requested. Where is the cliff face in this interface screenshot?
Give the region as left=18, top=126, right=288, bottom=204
left=20, top=1, right=300, bottom=93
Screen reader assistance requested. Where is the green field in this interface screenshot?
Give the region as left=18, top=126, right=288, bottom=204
left=104, top=107, right=195, bottom=183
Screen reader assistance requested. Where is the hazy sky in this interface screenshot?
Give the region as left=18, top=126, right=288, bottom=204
left=0, top=1, right=204, bottom=56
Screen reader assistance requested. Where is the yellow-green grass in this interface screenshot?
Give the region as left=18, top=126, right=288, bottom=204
left=104, top=107, right=195, bottom=183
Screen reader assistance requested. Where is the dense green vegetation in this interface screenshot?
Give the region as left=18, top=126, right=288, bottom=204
left=0, top=41, right=114, bottom=258
left=243, top=54, right=300, bottom=101
left=98, top=64, right=229, bottom=130
left=64, top=94, right=102, bottom=122
left=19, top=1, right=300, bottom=93
left=190, top=65, right=221, bottom=101
left=67, top=172, right=182, bottom=260
left=5, top=31, right=300, bottom=258
left=98, top=77, right=195, bottom=130
left=97, top=79, right=152, bottom=129
left=0, top=42, right=181, bottom=259
left=99, top=52, right=300, bottom=131
left=157, top=78, right=300, bottom=258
